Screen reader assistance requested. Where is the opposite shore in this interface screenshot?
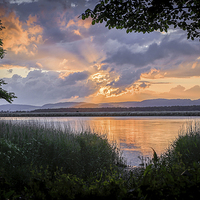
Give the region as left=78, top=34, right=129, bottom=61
left=1, top=110, right=200, bottom=117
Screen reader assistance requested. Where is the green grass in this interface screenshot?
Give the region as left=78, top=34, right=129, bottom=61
left=131, top=121, right=200, bottom=200
left=1, top=119, right=200, bottom=199
left=159, top=121, right=200, bottom=169
left=0, top=120, right=125, bottom=185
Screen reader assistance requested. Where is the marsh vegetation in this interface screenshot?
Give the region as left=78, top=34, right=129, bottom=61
left=1, top=120, right=200, bottom=199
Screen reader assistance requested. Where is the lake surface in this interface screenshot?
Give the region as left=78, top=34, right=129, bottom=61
left=2, top=116, right=200, bottom=166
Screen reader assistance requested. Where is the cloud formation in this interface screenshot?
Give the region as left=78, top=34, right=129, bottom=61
left=1, top=69, right=98, bottom=105
left=103, top=37, right=200, bottom=68
left=0, top=8, right=43, bottom=55
left=157, top=85, right=200, bottom=99
left=0, top=0, right=200, bottom=105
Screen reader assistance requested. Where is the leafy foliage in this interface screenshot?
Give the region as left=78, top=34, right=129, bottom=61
left=0, top=79, right=17, bottom=103
left=82, top=0, right=200, bottom=40
left=0, top=20, right=17, bottom=103
left=161, top=121, right=200, bottom=168
left=0, top=120, right=125, bottom=184
left=0, top=20, right=5, bottom=59
left=1, top=120, right=200, bottom=199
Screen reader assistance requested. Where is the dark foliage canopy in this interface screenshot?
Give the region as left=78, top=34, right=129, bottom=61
left=81, top=0, right=200, bottom=40
left=0, top=20, right=17, bottom=103
left=0, top=20, right=5, bottom=59
left=0, top=79, right=17, bottom=103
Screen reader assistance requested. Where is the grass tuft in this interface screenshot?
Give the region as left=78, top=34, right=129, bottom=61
left=160, top=121, right=200, bottom=169
left=1, top=119, right=200, bottom=199
left=0, top=119, right=126, bottom=185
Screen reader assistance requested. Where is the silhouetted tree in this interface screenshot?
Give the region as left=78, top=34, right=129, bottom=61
left=81, top=0, right=200, bottom=40
left=0, top=79, right=17, bottom=103
left=0, top=20, right=17, bottom=103
left=0, top=20, right=5, bottom=59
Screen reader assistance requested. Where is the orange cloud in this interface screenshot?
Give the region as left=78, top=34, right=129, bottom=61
left=0, top=64, right=25, bottom=69
left=77, top=18, right=92, bottom=29
left=91, top=72, right=110, bottom=83
left=36, top=62, right=43, bottom=69
left=161, top=85, right=200, bottom=99
left=73, top=29, right=81, bottom=36
left=66, top=19, right=75, bottom=28
left=192, top=61, right=198, bottom=69
left=66, top=17, right=92, bottom=29
left=131, top=85, right=200, bottom=101
left=141, top=68, right=165, bottom=79
left=141, top=60, right=200, bottom=80
left=26, top=15, right=37, bottom=26
left=0, top=11, right=43, bottom=55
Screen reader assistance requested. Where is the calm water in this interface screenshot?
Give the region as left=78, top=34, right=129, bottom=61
left=2, top=116, right=200, bottom=166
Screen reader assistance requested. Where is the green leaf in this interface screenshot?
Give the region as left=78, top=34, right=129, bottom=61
left=151, top=147, right=158, bottom=163
left=167, top=173, right=174, bottom=182
left=82, top=0, right=200, bottom=41
left=92, top=21, right=95, bottom=25
left=82, top=15, right=85, bottom=20
left=143, top=164, right=153, bottom=177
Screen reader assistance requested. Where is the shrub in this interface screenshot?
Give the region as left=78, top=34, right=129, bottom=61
left=160, top=121, right=200, bottom=169
left=0, top=120, right=126, bottom=188
left=131, top=121, right=200, bottom=200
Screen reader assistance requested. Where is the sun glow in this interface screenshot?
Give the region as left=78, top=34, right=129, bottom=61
left=91, top=72, right=108, bottom=83
left=97, top=86, right=119, bottom=97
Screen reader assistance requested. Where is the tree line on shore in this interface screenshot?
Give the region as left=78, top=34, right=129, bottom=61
left=31, top=105, right=200, bottom=113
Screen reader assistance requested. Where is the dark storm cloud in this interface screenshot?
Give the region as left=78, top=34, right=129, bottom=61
left=103, top=37, right=200, bottom=67
left=2, top=70, right=96, bottom=105
left=108, top=67, right=151, bottom=88
left=92, top=28, right=162, bottom=48
left=59, top=71, right=90, bottom=86
left=60, top=79, right=99, bottom=99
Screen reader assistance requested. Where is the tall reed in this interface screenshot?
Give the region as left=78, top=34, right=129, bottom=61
left=160, top=121, right=200, bottom=168
left=0, top=119, right=125, bottom=185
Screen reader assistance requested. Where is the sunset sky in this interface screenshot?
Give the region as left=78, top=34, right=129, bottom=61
left=0, top=0, right=200, bottom=106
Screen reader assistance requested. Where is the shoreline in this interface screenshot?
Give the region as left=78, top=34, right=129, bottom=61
left=1, top=111, right=200, bottom=117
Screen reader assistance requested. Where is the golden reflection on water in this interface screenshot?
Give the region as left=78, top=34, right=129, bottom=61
left=2, top=116, right=200, bottom=166
left=65, top=116, right=200, bottom=166
left=75, top=117, right=194, bottom=153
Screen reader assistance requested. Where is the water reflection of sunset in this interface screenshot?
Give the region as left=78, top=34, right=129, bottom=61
left=2, top=116, right=199, bottom=166
left=81, top=117, right=199, bottom=165
left=89, top=117, right=184, bottom=155
left=82, top=117, right=200, bottom=165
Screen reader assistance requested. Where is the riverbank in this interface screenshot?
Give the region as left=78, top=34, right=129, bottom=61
left=1, top=120, right=200, bottom=199
left=1, top=110, right=200, bottom=117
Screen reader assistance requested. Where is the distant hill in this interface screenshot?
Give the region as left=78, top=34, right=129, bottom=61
left=0, top=104, right=40, bottom=112
left=40, top=102, right=82, bottom=109
left=1, top=98, right=200, bottom=112
left=99, top=99, right=200, bottom=108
